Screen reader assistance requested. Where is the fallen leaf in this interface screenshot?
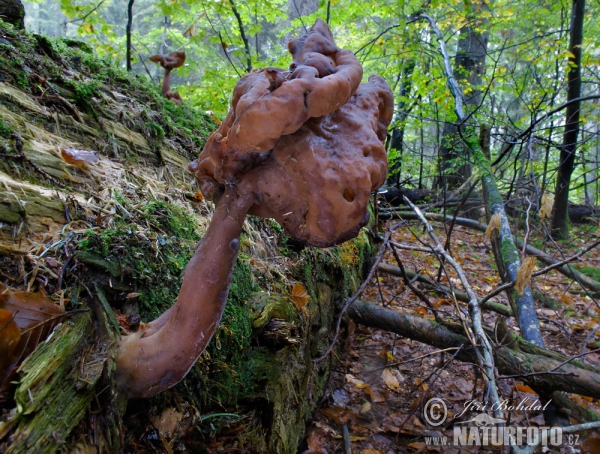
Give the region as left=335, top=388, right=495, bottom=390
left=0, top=289, right=65, bottom=401
left=514, top=384, right=536, bottom=394
left=382, top=368, right=402, bottom=393
left=320, top=406, right=357, bottom=425
left=346, top=374, right=368, bottom=389
left=0, top=309, right=21, bottom=372
left=364, top=384, right=386, bottom=403
left=360, top=401, right=372, bottom=413
left=61, top=148, right=99, bottom=168
left=290, top=283, right=311, bottom=308
left=304, top=427, right=329, bottom=454
left=151, top=407, right=184, bottom=437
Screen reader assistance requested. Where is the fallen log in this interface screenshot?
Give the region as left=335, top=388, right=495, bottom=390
left=348, top=300, right=600, bottom=401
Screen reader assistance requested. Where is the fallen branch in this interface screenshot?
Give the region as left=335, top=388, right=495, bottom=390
left=403, top=196, right=503, bottom=416
left=378, top=263, right=513, bottom=317
left=347, top=300, right=600, bottom=400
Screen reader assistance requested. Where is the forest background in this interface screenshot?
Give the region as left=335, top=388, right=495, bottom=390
left=3, top=0, right=600, bottom=451
left=22, top=0, right=600, bottom=234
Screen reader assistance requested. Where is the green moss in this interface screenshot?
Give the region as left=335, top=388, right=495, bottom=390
left=77, top=200, right=200, bottom=320
left=0, top=118, right=12, bottom=138
left=573, top=265, right=600, bottom=281
left=500, top=235, right=520, bottom=265
left=144, top=121, right=165, bottom=138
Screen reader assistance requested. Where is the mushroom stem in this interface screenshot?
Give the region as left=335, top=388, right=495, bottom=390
left=115, top=187, right=257, bottom=398
left=161, top=69, right=172, bottom=98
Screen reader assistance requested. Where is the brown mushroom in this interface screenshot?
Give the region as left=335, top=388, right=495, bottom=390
left=149, top=51, right=186, bottom=104
left=115, top=19, right=393, bottom=398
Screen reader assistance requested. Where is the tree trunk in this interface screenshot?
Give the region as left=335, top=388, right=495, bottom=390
left=437, top=0, right=489, bottom=191
left=387, top=61, right=416, bottom=187
left=126, top=0, right=134, bottom=71
left=551, top=0, right=586, bottom=239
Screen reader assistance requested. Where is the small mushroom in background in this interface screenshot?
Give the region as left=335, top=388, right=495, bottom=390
left=149, top=51, right=186, bottom=104
left=115, top=19, right=393, bottom=399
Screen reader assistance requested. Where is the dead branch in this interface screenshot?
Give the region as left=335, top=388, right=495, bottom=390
left=403, top=196, right=503, bottom=416
left=385, top=211, right=600, bottom=293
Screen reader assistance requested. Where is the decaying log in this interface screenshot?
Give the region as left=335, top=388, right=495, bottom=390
left=348, top=300, right=600, bottom=402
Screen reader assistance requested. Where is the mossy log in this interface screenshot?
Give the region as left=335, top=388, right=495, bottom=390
left=0, top=21, right=375, bottom=453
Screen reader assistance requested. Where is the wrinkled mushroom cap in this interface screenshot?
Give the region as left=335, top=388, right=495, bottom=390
left=190, top=20, right=393, bottom=247
left=149, top=51, right=186, bottom=71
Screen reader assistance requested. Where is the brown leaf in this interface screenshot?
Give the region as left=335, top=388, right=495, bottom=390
left=1, top=289, right=63, bottom=330
left=290, top=283, right=311, bottom=308
left=304, top=427, right=329, bottom=454
left=382, top=368, right=402, bottom=393
left=364, top=385, right=386, bottom=403
left=151, top=408, right=184, bottom=438
left=0, top=289, right=65, bottom=401
left=61, top=148, right=99, bottom=168
left=320, top=406, right=357, bottom=425
left=182, top=23, right=196, bottom=38
left=485, top=212, right=501, bottom=240
left=539, top=194, right=554, bottom=221
left=514, top=383, right=536, bottom=394
left=515, top=256, right=536, bottom=296
left=0, top=309, right=21, bottom=372
left=345, top=374, right=368, bottom=389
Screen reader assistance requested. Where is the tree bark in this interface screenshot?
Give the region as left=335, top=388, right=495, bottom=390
left=551, top=0, right=586, bottom=239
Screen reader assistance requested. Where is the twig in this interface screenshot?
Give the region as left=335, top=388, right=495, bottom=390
left=342, top=424, right=351, bottom=454
left=228, top=0, right=252, bottom=73
left=371, top=347, right=460, bottom=372
left=389, top=242, right=438, bottom=318
left=403, top=196, right=503, bottom=417
left=492, top=94, right=600, bottom=167
left=64, top=0, right=106, bottom=25
left=204, top=8, right=241, bottom=77
left=416, top=14, right=465, bottom=122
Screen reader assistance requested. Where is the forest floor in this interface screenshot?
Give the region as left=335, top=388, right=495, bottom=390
left=305, top=217, right=600, bottom=454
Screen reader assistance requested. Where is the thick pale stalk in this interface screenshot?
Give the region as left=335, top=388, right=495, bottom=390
left=115, top=188, right=256, bottom=398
